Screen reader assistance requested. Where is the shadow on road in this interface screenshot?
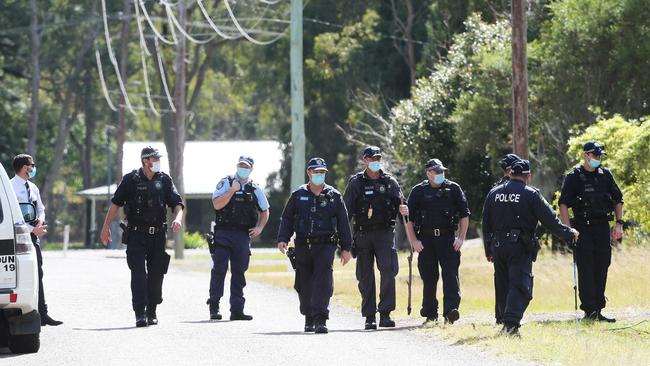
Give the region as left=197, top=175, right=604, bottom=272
left=0, top=348, right=26, bottom=358
left=255, top=324, right=422, bottom=336
left=72, top=326, right=138, bottom=331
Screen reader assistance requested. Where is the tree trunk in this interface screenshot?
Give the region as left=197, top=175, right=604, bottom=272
left=171, top=0, right=187, bottom=259
left=115, top=0, right=132, bottom=180
left=27, top=0, right=41, bottom=156
left=511, top=0, right=529, bottom=159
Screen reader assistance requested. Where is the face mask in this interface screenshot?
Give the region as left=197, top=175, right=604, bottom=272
left=434, top=173, right=445, bottom=185
left=237, top=167, right=251, bottom=179
left=588, top=158, right=601, bottom=169
left=151, top=161, right=161, bottom=173
left=368, top=161, right=381, bottom=173
left=310, top=173, right=326, bottom=186
left=28, top=167, right=36, bottom=179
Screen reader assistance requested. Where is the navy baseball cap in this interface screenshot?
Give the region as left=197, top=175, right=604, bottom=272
left=425, top=158, right=448, bottom=173
left=307, top=157, right=328, bottom=171
left=238, top=155, right=254, bottom=167
left=362, top=146, right=382, bottom=158
left=141, top=146, right=163, bottom=159
left=583, top=141, right=606, bottom=155
left=499, top=153, right=521, bottom=171
left=511, top=159, right=531, bottom=175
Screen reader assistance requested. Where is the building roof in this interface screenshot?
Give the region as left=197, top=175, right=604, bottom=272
left=77, top=140, right=283, bottom=199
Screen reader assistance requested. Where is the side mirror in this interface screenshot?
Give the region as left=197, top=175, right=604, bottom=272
left=19, top=203, right=37, bottom=224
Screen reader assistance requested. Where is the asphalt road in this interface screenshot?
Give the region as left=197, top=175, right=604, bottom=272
left=0, top=250, right=526, bottom=365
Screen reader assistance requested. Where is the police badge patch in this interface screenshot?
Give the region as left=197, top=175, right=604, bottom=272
left=379, top=185, right=386, bottom=193
left=217, top=180, right=225, bottom=190
left=155, top=182, right=162, bottom=190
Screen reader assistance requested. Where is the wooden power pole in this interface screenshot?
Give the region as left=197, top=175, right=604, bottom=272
left=511, top=0, right=529, bottom=159
left=290, top=0, right=306, bottom=190
left=172, top=0, right=187, bottom=259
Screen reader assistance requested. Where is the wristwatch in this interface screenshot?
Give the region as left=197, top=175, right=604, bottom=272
left=615, top=219, right=624, bottom=225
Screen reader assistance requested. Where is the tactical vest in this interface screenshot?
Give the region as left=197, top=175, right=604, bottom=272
left=214, top=177, right=259, bottom=230
left=125, top=170, right=167, bottom=227
left=353, top=173, right=398, bottom=229
left=293, top=186, right=338, bottom=237
left=571, top=167, right=615, bottom=220
left=415, top=182, right=458, bottom=231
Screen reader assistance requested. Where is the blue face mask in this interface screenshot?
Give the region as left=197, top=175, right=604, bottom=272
left=311, top=173, right=326, bottom=186
left=433, top=173, right=445, bottom=185
left=28, top=167, right=36, bottom=179
left=237, top=167, right=251, bottom=179
left=368, top=161, right=381, bottom=173
left=588, top=158, right=601, bottom=169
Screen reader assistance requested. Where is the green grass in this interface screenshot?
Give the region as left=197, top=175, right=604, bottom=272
left=234, top=242, right=650, bottom=365
left=41, top=242, right=86, bottom=251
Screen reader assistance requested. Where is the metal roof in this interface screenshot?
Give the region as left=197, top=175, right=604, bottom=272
left=76, top=140, right=283, bottom=199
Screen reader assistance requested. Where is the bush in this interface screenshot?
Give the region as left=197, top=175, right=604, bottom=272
left=184, top=231, right=208, bottom=249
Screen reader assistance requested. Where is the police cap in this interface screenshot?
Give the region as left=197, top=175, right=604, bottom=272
left=362, top=146, right=382, bottom=159
left=307, top=157, right=328, bottom=171
left=511, top=159, right=531, bottom=175
left=499, top=153, right=521, bottom=171
left=238, top=155, right=254, bottom=167
left=141, top=146, right=163, bottom=159
left=583, top=141, right=606, bottom=156
left=425, top=158, right=448, bottom=173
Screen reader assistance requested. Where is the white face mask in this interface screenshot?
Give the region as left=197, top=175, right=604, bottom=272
left=151, top=161, right=161, bottom=173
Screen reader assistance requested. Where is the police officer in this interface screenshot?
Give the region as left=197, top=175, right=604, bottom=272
left=100, top=146, right=184, bottom=327
left=491, top=153, right=521, bottom=324
left=558, top=141, right=623, bottom=322
left=495, top=153, right=521, bottom=187
left=482, top=160, right=578, bottom=336
left=208, top=155, right=270, bottom=321
left=405, top=159, right=470, bottom=324
left=10, top=154, right=63, bottom=326
left=343, top=146, right=408, bottom=330
left=277, top=157, right=353, bottom=334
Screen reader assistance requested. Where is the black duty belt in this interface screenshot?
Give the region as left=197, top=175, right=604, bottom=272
left=128, top=224, right=167, bottom=235
left=418, top=228, right=452, bottom=237
left=572, top=218, right=610, bottom=226
left=355, top=223, right=394, bottom=232
left=295, top=235, right=335, bottom=245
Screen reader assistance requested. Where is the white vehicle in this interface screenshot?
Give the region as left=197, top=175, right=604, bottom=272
left=0, top=162, right=40, bottom=353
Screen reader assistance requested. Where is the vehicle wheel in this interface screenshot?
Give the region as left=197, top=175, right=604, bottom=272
left=8, top=333, right=40, bottom=354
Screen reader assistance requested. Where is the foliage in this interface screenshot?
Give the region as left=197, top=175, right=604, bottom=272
left=183, top=231, right=208, bottom=250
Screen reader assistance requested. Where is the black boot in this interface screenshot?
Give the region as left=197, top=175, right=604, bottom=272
left=41, top=314, right=63, bottom=326
left=146, top=305, right=158, bottom=325
left=379, top=312, right=395, bottom=328
left=499, top=323, right=520, bottom=337
left=230, top=312, right=253, bottom=321
left=207, top=299, right=222, bottom=320
left=596, top=311, right=616, bottom=323
left=304, top=316, right=315, bottom=332
left=365, top=316, right=377, bottom=330
left=135, top=312, right=147, bottom=328
left=314, top=319, right=328, bottom=334
left=444, top=309, right=460, bottom=324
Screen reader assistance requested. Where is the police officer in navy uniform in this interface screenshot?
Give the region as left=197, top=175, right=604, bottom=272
left=343, top=146, right=408, bottom=330
left=558, top=141, right=623, bottom=322
left=277, top=157, right=353, bottom=334
left=405, top=159, right=470, bottom=325
left=10, top=154, right=63, bottom=326
left=490, top=153, right=520, bottom=324
left=101, top=146, right=184, bottom=327
left=482, top=160, right=578, bottom=336
left=208, top=156, right=270, bottom=321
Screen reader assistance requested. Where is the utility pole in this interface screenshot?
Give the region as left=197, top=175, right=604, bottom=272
left=511, top=0, right=529, bottom=159
left=28, top=0, right=41, bottom=156
left=290, top=0, right=306, bottom=190
left=172, top=0, right=187, bottom=259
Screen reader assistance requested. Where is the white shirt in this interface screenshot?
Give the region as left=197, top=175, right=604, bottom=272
left=10, top=175, right=46, bottom=231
